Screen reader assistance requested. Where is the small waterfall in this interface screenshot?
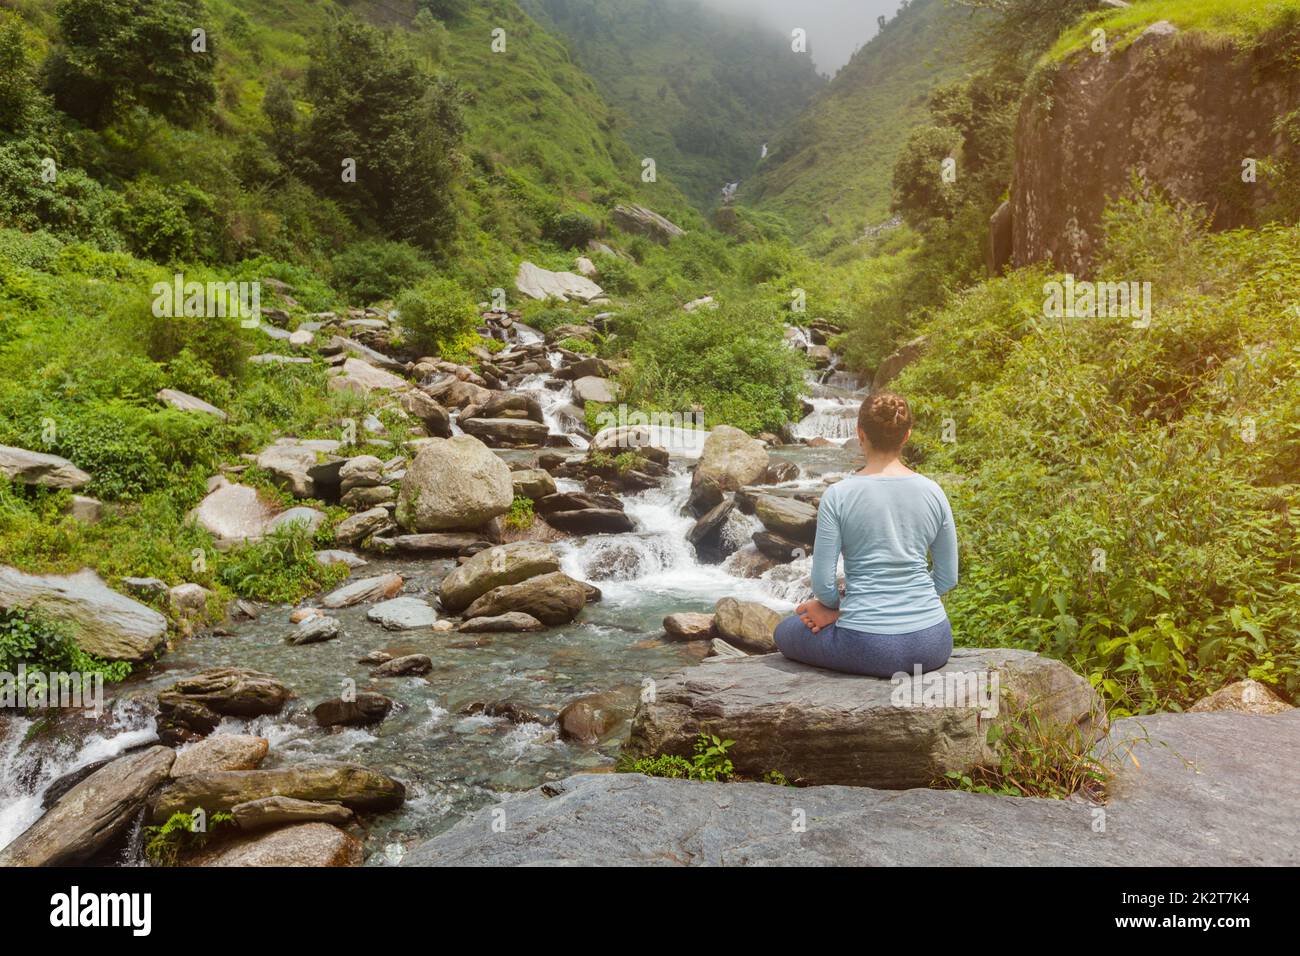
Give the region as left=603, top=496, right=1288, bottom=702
left=0, top=696, right=156, bottom=853
left=794, top=398, right=860, bottom=443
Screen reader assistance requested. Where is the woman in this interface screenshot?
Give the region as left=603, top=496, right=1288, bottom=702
left=774, top=391, right=957, bottom=678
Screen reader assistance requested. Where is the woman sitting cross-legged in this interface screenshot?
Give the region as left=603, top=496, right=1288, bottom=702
left=774, top=391, right=958, bottom=678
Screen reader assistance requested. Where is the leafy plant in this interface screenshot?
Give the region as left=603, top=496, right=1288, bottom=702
left=618, top=733, right=736, bottom=782
left=143, top=810, right=235, bottom=867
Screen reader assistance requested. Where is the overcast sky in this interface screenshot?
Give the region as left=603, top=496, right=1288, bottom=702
left=701, top=0, right=906, bottom=75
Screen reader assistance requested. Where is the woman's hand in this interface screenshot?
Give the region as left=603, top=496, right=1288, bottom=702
left=795, top=599, right=839, bottom=634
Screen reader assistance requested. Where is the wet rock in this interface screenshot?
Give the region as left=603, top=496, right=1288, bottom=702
left=193, top=822, right=363, bottom=867
left=334, top=506, right=395, bottom=547
left=422, top=376, right=493, bottom=409
left=1189, top=679, right=1294, bottom=715
left=0, top=565, right=167, bottom=662
left=157, top=388, right=228, bottom=420
left=663, top=612, right=716, bottom=641
left=686, top=475, right=724, bottom=516
left=0, top=444, right=91, bottom=489
left=544, top=508, right=634, bottom=535
left=370, top=654, right=433, bottom=677
left=396, top=435, right=514, bottom=532
left=724, top=544, right=780, bottom=578
left=511, top=468, right=557, bottom=500
left=459, top=416, right=550, bottom=448
left=712, top=597, right=782, bottom=654
left=287, top=615, right=341, bottom=645
left=752, top=530, right=809, bottom=562
left=156, top=667, right=292, bottom=745
left=0, top=746, right=175, bottom=866
left=625, top=649, right=1102, bottom=789
left=231, top=795, right=354, bottom=831
left=762, top=459, right=801, bottom=484
left=313, top=692, right=394, bottom=727
left=461, top=699, right=556, bottom=724
left=456, top=612, right=545, bottom=633
left=687, top=499, right=735, bottom=562
left=173, top=735, right=269, bottom=776
left=464, top=571, right=589, bottom=626
left=153, top=761, right=405, bottom=822
left=357, top=650, right=392, bottom=665
left=440, top=542, right=561, bottom=613
left=366, top=596, right=437, bottom=630
left=558, top=693, right=623, bottom=745
left=321, top=572, right=403, bottom=609
left=477, top=392, right=545, bottom=423
left=755, top=494, right=817, bottom=543
left=693, top=425, right=769, bottom=492
left=535, top=491, right=621, bottom=514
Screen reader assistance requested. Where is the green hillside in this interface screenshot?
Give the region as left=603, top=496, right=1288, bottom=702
left=746, top=0, right=981, bottom=241
left=520, top=0, right=826, bottom=211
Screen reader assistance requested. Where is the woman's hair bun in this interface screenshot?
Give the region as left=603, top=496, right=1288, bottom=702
left=857, top=391, right=913, bottom=451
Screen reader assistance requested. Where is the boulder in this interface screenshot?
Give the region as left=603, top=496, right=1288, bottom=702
left=712, top=597, right=782, bottom=654
left=157, top=668, right=291, bottom=724
left=167, top=583, right=209, bottom=619
left=156, top=388, right=228, bottom=420
left=256, top=441, right=338, bottom=498
left=872, top=335, right=928, bottom=392
left=439, top=542, right=562, bottom=613
left=399, top=390, right=452, bottom=438
left=321, top=572, right=403, bottom=609
left=313, top=692, right=394, bottom=728
left=0, top=566, right=167, bottom=662
left=370, top=654, right=433, bottom=678
left=172, top=735, right=269, bottom=776
left=1189, top=679, right=1293, bottom=715
left=625, top=649, right=1101, bottom=789
left=459, top=416, right=550, bottom=448
left=663, top=612, right=716, bottom=641
left=0, top=444, right=91, bottom=489
left=543, top=508, right=634, bottom=535
left=230, top=796, right=354, bottom=831
left=314, top=549, right=368, bottom=569
left=686, top=499, right=735, bottom=561
left=366, top=596, right=437, bottom=630
left=396, top=435, right=514, bottom=532
left=694, top=426, right=769, bottom=492
left=328, top=358, right=409, bottom=395
left=286, top=615, right=341, bottom=645
left=456, top=612, right=545, bottom=633
left=333, top=506, right=394, bottom=547
left=193, top=822, right=362, bottom=867
left=515, top=261, right=605, bottom=303
left=511, top=468, right=557, bottom=500
left=535, top=491, right=621, bottom=514
left=477, top=392, right=545, bottom=423
left=753, top=530, right=809, bottom=562
left=341, top=485, right=395, bottom=510
left=382, top=532, right=490, bottom=556
left=754, top=494, right=817, bottom=543
left=64, top=494, right=103, bottom=523
left=188, top=479, right=276, bottom=549
left=611, top=203, right=685, bottom=244
left=268, top=505, right=327, bottom=535
left=572, top=376, right=617, bottom=405
left=152, top=760, right=406, bottom=822
left=463, top=571, right=589, bottom=626
left=0, top=747, right=174, bottom=866
left=557, top=693, right=623, bottom=745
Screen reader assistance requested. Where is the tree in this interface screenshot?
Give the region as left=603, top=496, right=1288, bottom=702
left=50, top=0, right=216, bottom=128
left=0, top=11, right=47, bottom=134
left=891, top=125, right=963, bottom=226
left=301, top=17, right=465, bottom=250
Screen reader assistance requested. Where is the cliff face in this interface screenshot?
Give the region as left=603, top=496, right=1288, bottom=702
left=1010, top=21, right=1300, bottom=275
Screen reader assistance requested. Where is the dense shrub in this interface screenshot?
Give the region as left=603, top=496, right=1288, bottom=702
left=543, top=210, right=598, bottom=249
left=331, top=240, right=431, bottom=304
left=395, top=275, right=480, bottom=356
left=622, top=300, right=807, bottom=434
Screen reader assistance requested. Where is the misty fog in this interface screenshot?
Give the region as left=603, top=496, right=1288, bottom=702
left=699, top=0, right=905, bottom=74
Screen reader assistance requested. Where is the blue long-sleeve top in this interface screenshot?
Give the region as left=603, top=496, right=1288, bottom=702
left=810, top=473, right=958, bottom=634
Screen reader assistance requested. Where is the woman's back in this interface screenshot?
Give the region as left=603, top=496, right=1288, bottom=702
left=810, top=472, right=957, bottom=634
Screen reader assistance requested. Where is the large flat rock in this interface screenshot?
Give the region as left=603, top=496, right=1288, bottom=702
left=624, top=649, right=1100, bottom=788
left=0, top=565, right=167, bottom=661
left=0, top=444, right=91, bottom=489
left=406, top=711, right=1300, bottom=866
